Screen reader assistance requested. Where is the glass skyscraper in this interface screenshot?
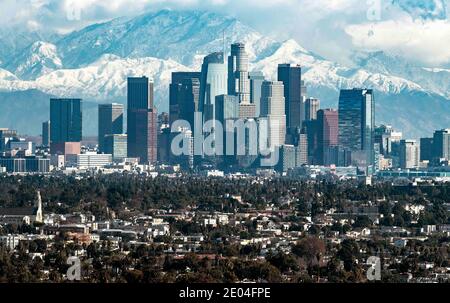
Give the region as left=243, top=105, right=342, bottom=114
left=98, top=103, right=124, bottom=153
left=50, top=98, right=82, bottom=155
left=277, top=64, right=303, bottom=144
left=338, top=89, right=375, bottom=167
left=169, top=72, right=201, bottom=127
left=127, top=77, right=158, bottom=164
left=199, top=52, right=228, bottom=123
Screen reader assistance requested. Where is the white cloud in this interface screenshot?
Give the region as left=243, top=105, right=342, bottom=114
left=346, top=17, right=450, bottom=66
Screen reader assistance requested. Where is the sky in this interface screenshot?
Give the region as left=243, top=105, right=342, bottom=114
left=2, top=0, right=449, bottom=67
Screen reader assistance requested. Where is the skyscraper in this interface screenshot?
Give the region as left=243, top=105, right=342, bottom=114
left=249, top=71, right=265, bottom=117
left=98, top=103, right=124, bottom=153
left=420, top=137, right=434, bottom=162
left=338, top=89, right=375, bottom=167
left=42, top=121, right=50, bottom=147
left=400, top=139, right=420, bottom=169
left=228, top=43, right=251, bottom=104
left=199, top=52, right=227, bottom=123
left=317, top=109, right=339, bottom=165
left=104, top=134, right=127, bottom=161
left=215, top=95, right=239, bottom=124
left=277, top=64, right=303, bottom=139
left=127, top=77, right=158, bottom=164
left=179, top=78, right=201, bottom=129
left=169, top=72, right=201, bottom=127
left=305, top=98, right=320, bottom=121
left=50, top=98, right=82, bottom=155
left=433, top=129, right=450, bottom=161
left=261, top=81, right=286, bottom=150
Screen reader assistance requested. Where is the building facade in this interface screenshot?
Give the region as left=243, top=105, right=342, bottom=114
left=127, top=77, right=158, bottom=164
left=50, top=98, right=82, bottom=155
left=98, top=103, right=124, bottom=153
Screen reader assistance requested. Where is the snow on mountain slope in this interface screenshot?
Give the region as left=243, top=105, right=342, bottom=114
left=354, top=51, right=450, bottom=99
left=5, top=41, right=63, bottom=80
left=0, top=68, right=19, bottom=81
left=0, top=54, right=192, bottom=108
left=253, top=40, right=424, bottom=95
left=57, top=9, right=275, bottom=69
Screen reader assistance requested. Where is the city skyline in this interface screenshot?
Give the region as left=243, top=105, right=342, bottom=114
left=0, top=4, right=449, bottom=289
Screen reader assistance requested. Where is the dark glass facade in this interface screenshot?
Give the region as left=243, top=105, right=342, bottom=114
left=50, top=98, right=82, bottom=155
left=338, top=89, right=375, bottom=166
left=127, top=77, right=158, bottom=164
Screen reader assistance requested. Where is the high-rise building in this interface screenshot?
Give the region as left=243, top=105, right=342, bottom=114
left=98, top=103, right=124, bottom=153
left=338, top=89, right=375, bottom=167
left=50, top=98, right=82, bottom=155
left=249, top=71, right=265, bottom=117
left=433, top=129, right=450, bottom=161
left=277, top=145, right=296, bottom=173
left=277, top=64, right=303, bottom=140
left=305, top=98, right=320, bottom=121
left=42, top=121, right=50, bottom=147
left=420, top=137, right=434, bottom=162
left=104, top=134, right=127, bottom=161
left=179, top=78, right=201, bottom=128
left=199, top=52, right=227, bottom=123
left=215, top=95, right=239, bottom=124
left=169, top=72, right=201, bottom=127
left=302, top=120, right=319, bottom=165
left=261, top=81, right=286, bottom=150
left=295, top=133, right=308, bottom=166
left=399, top=139, right=420, bottom=169
left=228, top=43, right=251, bottom=104
left=127, top=77, right=158, bottom=164
left=317, top=109, right=339, bottom=165
left=0, top=129, right=18, bottom=153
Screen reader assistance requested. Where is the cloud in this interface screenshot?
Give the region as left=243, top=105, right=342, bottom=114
left=346, top=16, right=450, bottom=66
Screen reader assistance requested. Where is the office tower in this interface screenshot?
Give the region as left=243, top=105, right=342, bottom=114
left=170, top=127, right=194, bottom=170
left=0, top=129, right=18, bottom=153
left=169, top=72, right=201, bottom=127
left=399, top=139, right=420, bottom=169
left=433, top=129, right=450, bottom=161
left=317, top=109, right=339, bottom=165
left=42, top=121, right=50, bottom=147
left=420, top=138, right=434, bottom=162
left=179, top=78, right=201, bottom=129
left=277, top=145, right=296, bottom=173
left=98, top=103, right=124, bottom=153
left=305, top=98, right=320, bottom=121
left=374, top=125, right=402, bottom=156
left=277, top=64, right=303, bottom=141
left=215, top=95, right=239, bottom=124
left=295, top=133, right=308, bottom=166
left=127, top=77, right=158, bottom=164
left=228, top=43, right=251, bottom=104
left=249, top=71, right=265, bottom=117
left=104, top=134, right=127, bottom=161
left=261, top=81, right=286, bottom=150
left=238, top=103, right=256, bottom=119
left=158, top=128, right=171, bottom=164
left=338, top=89, right=375, bottom=167
left=50, top=98, right=82, bottom=155
left=199, top=52, right=227, bottom=123
left=302, top=120, right=319, bottom=165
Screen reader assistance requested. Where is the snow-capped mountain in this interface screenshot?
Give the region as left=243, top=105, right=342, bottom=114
left=0, top=54, right=192, bottom=109
left=5, top=41, right=63, bottom=80
left=253, top=40, right=424, bottom=95
left=353, top=51, right=450, bottom=99
left=56, top=9, right=275, bottom=69
left=0, top=9, right=448, bottom=138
